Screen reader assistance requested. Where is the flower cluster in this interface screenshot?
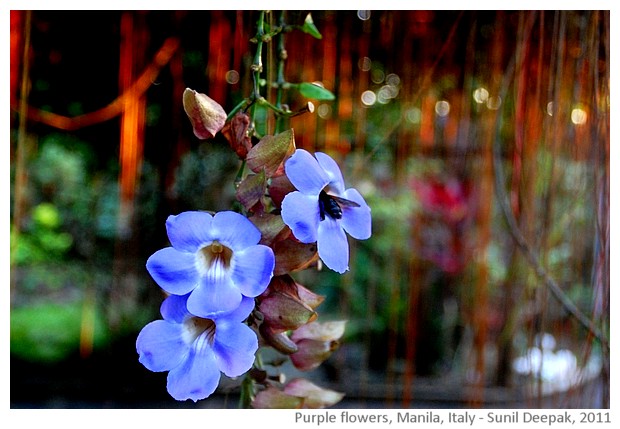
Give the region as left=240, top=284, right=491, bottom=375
left=137, top=210, right=275, bottom=401
left=137, top=13, right=371, bottom=408
left=137, top=87, right=371, bottom=405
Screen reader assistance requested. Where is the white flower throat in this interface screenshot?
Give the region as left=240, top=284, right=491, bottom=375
left=196, top=240, right=233, bottom=278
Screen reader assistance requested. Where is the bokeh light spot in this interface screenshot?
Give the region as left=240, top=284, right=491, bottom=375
left=405, top=107, right=422, bottom=124
left=486, top=96, right=502, bottom=110
left=435, top=100, right=450, bottom=117
left=317, top=103, right=332, bottom=119
left=225, top=70, right=239, bottom=85
left=358, top=56, right=372, bottom=72
left=473, top=87, right=489, bottom=104
left=571, top=107, right=587, bottom=125
left=361, top=90, right=377, bottom=106
left=357, top=10, right=371, bottom=20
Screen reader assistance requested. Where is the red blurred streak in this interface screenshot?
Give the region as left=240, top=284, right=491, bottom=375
left=419, top=94, right=435, bottom=149
left=207, top=11, right=231, bottom=104
left=11, top=10, right=32, bottom=307
left=13, top=37, right=179, bottom=131
left=233, top=11, right=245, bottom=77
left=512, top=12, right=538, bottom=219
left=118, top=12, right=146, bottom=227
left=10, top=11, right=23, bottom=107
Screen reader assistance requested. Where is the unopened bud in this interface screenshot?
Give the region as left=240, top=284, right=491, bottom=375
left=182, top=88, right=227, bottom=140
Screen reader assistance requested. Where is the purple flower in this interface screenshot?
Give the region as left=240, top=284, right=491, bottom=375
left=281, top=149, right=371, bottom=273
left=146, top=211, right=275, bottom=318
left=136, top=294, right=258, bottom=402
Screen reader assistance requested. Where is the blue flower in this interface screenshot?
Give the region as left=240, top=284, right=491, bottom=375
left=281, top=149, right=371, bottom=273
left=146, top=211, right=275, bottom=318
left=136, top=294, right=258, bottom=402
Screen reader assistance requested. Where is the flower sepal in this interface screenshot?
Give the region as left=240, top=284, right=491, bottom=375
left=259, top=323, right=298, bottom=354
left=257, top=274, right=324, bottom=332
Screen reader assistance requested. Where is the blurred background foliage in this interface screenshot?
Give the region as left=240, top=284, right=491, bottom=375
left=10, top=10, right=609, bottom=408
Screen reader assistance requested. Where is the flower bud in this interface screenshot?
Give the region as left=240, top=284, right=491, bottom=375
left=182, top=88, right=227, bottom=140
left=251, top=379, right=343, bottom=409
left=283, top=378, right=344, bottom=409
left=289, top=321, right=346, bottom=371
left=251, top=386, right=304, bottom=409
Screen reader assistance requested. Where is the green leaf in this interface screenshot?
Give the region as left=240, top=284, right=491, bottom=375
left=301, top=13, right=322, bottom=39
left=297, top=82, right=335, bottom=101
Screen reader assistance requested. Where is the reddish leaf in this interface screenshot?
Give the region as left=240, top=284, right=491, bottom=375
left=273, top=238, right=318, bottom=276
left=249, top=212, right=290, bottom=246
left=246, top=129, right=295, bottom=178
left=221, top=112, right=252, bottom=159
left=236, top=170, right=267, bottom=211
left=268, top=174, right=296, bottom=208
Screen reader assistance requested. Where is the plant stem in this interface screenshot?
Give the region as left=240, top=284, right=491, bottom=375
left=251, top=11, right=266, bottom=101
left=226, top=97, right=251, bottom=121
left=275, top=11, right=288, bottom=133
left=239, top=373, right=255, bottom=408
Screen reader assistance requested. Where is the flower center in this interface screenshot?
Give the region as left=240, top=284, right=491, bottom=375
left=185, top=317, right=216, bottom=344
left=196, top=240, right=233, bottom=276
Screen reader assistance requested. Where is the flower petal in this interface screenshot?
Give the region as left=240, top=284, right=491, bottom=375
left=281, top=192, right=320, bottom=243
left=211, top=211, right=261, bottom=251
left=231, top=245, right=275, bottom=297
left=166, top=211, right=214, bottom=253
left=136, top=320, right=189, bottom=372
left=284, top=149, right=329, bottom=195
left=187, top=273, right=242, bottom=318
left=166, top=333, right=220, bottom=402
left=314, top=152, right=345, bottom=195
left=215, top=295, right=255, bottom=323
left=340, top=188, right=372, bottom=240
left=317, top=217, right=349, bottom=273
left=160, top=293, right=191, bottom=323
left=213, top=321, right=258, bottom=377
left=146, top=248, right=199, bottom=296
